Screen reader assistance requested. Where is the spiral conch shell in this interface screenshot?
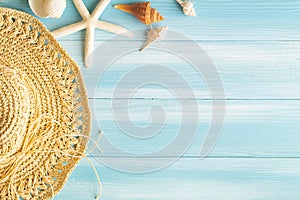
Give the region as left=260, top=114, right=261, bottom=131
left=176, top=0, right=197, bottom=17
left=140, top=26, right=168, bottom=51
left=29, top=0, right=66, bottom=18
left=114, top=2, right=165, bottom=25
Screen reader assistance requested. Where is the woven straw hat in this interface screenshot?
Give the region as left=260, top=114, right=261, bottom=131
left=0, top=7, right=91, bottom=199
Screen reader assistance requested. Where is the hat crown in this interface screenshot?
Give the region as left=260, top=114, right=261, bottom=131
left=0, top=64, right=30, bottom=157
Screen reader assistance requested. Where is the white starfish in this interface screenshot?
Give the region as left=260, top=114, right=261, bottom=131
left=52, top=0, right=133, bottom=68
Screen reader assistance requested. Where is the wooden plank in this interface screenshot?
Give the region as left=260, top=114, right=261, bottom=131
left=54, top=41, right=300, bottom=99
left=88, top=99, right=300, bottom=157
left=1, top=0, right=300, bottom=41
left=56, top=157, right=300, bottom=200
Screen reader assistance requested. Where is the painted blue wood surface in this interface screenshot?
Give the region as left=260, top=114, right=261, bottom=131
left=56, top=158, right=300, bottom=200
left=1, top=0, right=300, bottom=199
left=3, top=0, right=300, bottom=41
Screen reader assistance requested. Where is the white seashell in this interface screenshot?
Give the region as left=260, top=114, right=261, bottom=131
left=140, top=26, right=168, bottom=51
left=176, top=0, right=197, bottom=17
left=44, top=0, right=66, bottom=18
left=28, top=0, right=66, bottom=18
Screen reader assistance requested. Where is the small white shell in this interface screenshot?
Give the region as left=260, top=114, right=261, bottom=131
left=176, top=0, right=197, bottom=17
left=140, top=26, right=168, bottom=51
left=29, top=0, right=66, bottom=18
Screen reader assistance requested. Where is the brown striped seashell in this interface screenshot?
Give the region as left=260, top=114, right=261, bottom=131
left=114, top=2, right=165, bottom=25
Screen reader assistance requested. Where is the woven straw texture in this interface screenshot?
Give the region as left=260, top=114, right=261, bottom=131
left=0, top=7, right=91, bottom=200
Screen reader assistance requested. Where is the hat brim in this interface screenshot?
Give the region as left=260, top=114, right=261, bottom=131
left=0, top=7, right=91, bottom=199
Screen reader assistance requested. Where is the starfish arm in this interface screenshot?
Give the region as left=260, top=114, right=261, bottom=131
left=73, top=0, right=90, bottom=20
left=84, top=26, right=95, bottom=68
left=95, top=20, right=134, bottom=37
left=52, top=21, right=86, bottom=38
left=91, top=0, right=111, bottom=19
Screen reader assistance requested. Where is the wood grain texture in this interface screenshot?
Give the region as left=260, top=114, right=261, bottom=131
left=60, top=41, right=300, bottom=99
left=55, top=158, right=300, bottom=200
left=89, top=99, right=300, bottom=157
left=2, top=0, right=300, bottom=41
left=1, top=0, right=300, bottom=199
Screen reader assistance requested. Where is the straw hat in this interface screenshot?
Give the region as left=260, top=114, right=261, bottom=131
left=0, top=7, right=91, bottom=199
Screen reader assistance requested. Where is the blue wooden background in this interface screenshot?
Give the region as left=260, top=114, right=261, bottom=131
left=2, top=0, right=300, bottom=199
